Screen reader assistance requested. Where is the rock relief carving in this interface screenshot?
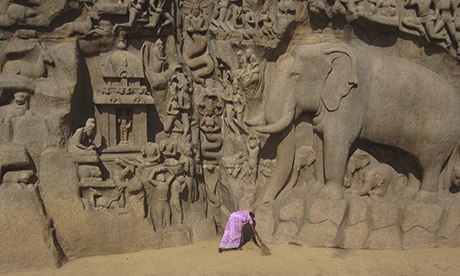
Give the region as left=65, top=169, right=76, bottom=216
left=2, top=1, right=460, bottom=264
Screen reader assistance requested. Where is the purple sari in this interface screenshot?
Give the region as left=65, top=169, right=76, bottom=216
left=219, top=210, right=254, bottom=250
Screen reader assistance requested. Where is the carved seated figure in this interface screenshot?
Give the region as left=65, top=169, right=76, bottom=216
left=0, top=91, right=32, bottom=122
left=68, top=118, right=99, bottom=161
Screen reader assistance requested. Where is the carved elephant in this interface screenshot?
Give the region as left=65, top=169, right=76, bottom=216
left=248, top=42, right=460, bottom=203
left=359, top=163, right=407, bottom=199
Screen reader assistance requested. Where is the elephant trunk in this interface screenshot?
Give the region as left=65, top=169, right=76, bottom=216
left=255, top=109, right=295, bottom=134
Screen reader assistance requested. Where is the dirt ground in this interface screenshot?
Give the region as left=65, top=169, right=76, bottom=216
left=7, top=237, right=460, bottom=276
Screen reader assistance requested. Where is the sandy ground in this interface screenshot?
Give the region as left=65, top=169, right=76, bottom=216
left=7, top=238, right=460, bottom=276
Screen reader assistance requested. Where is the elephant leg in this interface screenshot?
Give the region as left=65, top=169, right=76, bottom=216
left=415, top=164, right=442, bottom=203
left=261, top=123, right=295, bottom=204
left=320, top=135, right=350, bottom=200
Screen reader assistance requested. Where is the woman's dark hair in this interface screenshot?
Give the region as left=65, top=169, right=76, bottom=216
left=249, top=212, right=255, bottom=219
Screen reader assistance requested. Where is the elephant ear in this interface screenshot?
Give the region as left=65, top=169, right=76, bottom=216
left=321, top=48, right=358, bottom=111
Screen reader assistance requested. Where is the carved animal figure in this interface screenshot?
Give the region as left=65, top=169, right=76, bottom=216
left=345, top=149, right=407, bottom=198
left=55, top=5, right=100, bottom=36
left=359, top=163, right=407, bottom=199
left=2, top=44, right=54, bottom=79
left=183, top=34, right=215, bottom=85
left=248, top=42, right=460, bottom=203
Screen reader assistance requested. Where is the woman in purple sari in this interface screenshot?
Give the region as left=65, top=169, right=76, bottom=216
left=218, top=210, right=255, bottom=253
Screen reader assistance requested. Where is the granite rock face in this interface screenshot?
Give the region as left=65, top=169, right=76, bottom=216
left=1, top=0, right=460, bottom=273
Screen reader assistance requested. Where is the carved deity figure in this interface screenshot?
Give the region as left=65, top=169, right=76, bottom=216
left=185, top=6, right=208, bottom=33
left=68, top=118, right=98, bottom=157
left=118, top=109, right=132, bottom=144
left=145, top=0, right=173, bottom=31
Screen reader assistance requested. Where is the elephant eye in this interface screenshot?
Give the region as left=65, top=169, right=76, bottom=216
left=290, top=72, right=300, bottom=79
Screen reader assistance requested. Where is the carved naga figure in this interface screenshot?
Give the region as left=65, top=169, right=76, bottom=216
left=181, top=0, right=215, bottom=85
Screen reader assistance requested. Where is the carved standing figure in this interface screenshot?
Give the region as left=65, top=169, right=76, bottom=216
left=147, top=169, right=174, bottom=230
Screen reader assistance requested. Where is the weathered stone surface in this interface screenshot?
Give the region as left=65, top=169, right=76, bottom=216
left=297, top=221, right=339, bottom=248
left=1, top=0, right=460, bottom=272
left=273, top=222, right=299, bottom=243
left=401, top=204, right=443, bottom=234
left=367, top=226, right=401, bottom=250
left=402, top=227, right=439, bottom=249
left=0, top=186, right=61, bottom=273
left=255, top=205, right=275, bottom=243
left=370, top=203, right=398, bottom=230
left=440, top=205, right=460, bottom=243
left=347, top=197, right=368, bottom=226
left=39, top=149, right=162, bottom=259
left=161, top=228, right=190, bottom=248
left=308, top=198, right=347, bottom=226
left=279, top=197, right=305, bottom=225
left=342, top=221, right=369, bottom=249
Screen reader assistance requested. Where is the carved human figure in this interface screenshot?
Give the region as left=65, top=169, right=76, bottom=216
left=179, top=145, right=197, bottom=201
left=164, top=94, right=181, bottom=134
left=68, top=118, right=98, bottom=157
left=147, top=169, right=174, bottom=230
left=170, top=175, right=186, bottom=225
left=0, top=91, right=31, bottom=122
left=401, top=0, right=450, bottom=46
left=114, top=0, right=146, bottom=31
left=160, top=138, right=178, bottom=159
left=145, top=0, right=173, bottom=31
left=246, top=134, right=260, bottom=185
left=118, top=109, right=132, bottom=144
left=185, top=6, right=208, bottom=33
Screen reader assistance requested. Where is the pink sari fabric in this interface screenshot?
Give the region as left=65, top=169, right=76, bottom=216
left=219, top=210, right=254, bottom=250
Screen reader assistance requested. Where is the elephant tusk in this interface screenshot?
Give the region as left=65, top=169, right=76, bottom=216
left=255, top=109, right=295, bottom=134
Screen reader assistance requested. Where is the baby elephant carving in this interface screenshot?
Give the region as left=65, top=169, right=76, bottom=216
left=345, top=150, right=407, bottom=199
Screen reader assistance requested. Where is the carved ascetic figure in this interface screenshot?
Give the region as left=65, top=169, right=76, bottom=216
left=248, top=42, right=460, bottom=203
left=147, top=168, right=174, bottom=230
left=68, top=118, right=98, bottom=157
